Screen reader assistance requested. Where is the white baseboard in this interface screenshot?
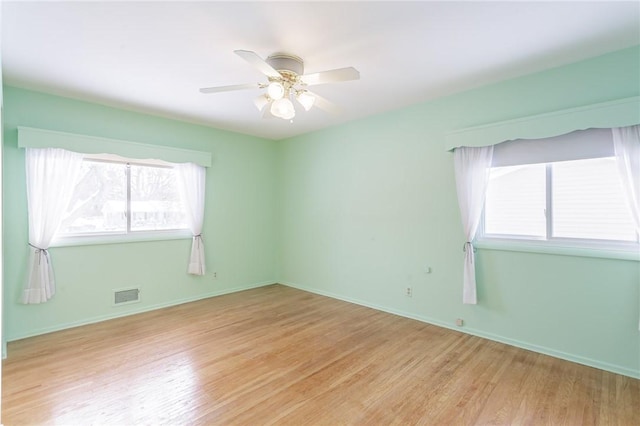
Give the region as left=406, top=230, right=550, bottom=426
left=6, top=280, right=276, bottom=344
left=8, top=279, right=638, bottom=379
left=280, top=281, right=640, bottom=380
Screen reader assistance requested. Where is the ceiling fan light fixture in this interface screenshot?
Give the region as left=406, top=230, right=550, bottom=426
left=200, top=50, right=359, bottom=121
left=267, top=82, right=285, bottom=100
left=296, top=91, right=315, bottom=111
left=271, top=98, right=295, bottom=120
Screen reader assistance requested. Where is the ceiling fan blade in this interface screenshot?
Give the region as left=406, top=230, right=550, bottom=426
left=199, top=83, right=258, bottom=94
left=301, top=67, right=360, bottom=86
left=234, top=50, right=281, bottom=79
left=307, top=91, right=342, bottom=114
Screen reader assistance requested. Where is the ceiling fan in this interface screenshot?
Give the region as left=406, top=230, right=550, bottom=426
left=199, top=50, right=360, bottom=120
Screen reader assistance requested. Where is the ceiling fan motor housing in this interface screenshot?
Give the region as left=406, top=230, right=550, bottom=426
left=267, top=53, right=304, bottom=79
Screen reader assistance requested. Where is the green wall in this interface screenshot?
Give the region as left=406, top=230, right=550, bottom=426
left=278, top=46, right=640, bottom=378
left=3, top=86, right=280, bottom=341
left=3, top=46, right=639, bottom=378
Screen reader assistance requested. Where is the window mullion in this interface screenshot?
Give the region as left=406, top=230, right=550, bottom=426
left=546, top=163, right=553, bottom=241
left=126, top=163, right=132, bottom=233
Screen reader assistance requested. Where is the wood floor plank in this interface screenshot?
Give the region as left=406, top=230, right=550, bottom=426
left=2, top=284, right=639, bottom=425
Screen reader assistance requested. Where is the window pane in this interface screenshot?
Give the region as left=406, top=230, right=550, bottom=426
left=130, top=165, right=187, bottom=231
left=552, top=157, right=637, bottom=241
left=485, top=164, right=546, bottom=237
left=59, top=161, right=127, bottom=234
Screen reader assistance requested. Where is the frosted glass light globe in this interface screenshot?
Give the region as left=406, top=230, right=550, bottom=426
left=267, top=82, right=285, bottom=100
left=271, top=98, right=295, bottom=120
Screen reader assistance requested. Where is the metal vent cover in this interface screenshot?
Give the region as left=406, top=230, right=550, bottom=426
left=113, top=288, right=140, bottom=305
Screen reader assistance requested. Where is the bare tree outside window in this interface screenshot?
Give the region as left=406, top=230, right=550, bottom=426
left=59, top=161, right=126, bottom=234
left=57, top=159, right=188, bottom=236
left=130, top=164, right=187, bottom=231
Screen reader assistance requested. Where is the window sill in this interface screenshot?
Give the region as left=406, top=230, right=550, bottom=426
left=475, top=238, right=640, bottom=261
left=51, top=230, right=193, bottom=248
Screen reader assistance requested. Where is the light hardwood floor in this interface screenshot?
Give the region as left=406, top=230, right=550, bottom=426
left=3, top=284, right=639, bottom=425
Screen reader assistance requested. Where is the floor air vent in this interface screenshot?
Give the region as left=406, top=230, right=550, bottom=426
left=113, top=288, right=140, bottom=306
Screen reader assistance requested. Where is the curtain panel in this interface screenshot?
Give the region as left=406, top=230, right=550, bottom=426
left=612, top=125, right=640, bottom=235
left=175, top=162, right=207, bottom=275
left=453, top=145, right=494, bottom=304
left=612, top=125, right=640, bottom=330
left=23, top=148, right=84, bottom=304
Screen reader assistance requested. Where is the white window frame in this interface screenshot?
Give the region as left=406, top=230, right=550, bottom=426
left=52, top=153, right=191, bottom=247
left=476, top=129, right=640, bottom=261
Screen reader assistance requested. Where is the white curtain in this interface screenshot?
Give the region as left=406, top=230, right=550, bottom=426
left=611, top=125, right=640, bottom=330
left=23, top=148, right=84, bottom=304
left=453, top=145, right=494, bottom=304
left=612, top=125, right=640, bottom=234
left=175, top=162, right=206, bottom=275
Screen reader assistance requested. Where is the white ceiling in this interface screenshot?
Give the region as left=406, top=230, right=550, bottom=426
left=2, top=1, right=639, bottom=140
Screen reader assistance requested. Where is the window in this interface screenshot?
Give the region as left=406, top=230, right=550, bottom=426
left=55, top=155, right=189, bottom=243
left=485, top=163, right=546, bottom=238
left=551, top=157, right=636, bottom=241
left=480, top=129, right=639, bottom=251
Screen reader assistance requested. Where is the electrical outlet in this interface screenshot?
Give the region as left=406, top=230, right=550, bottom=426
left=455, top=318, right=464, bottom=327
left=405, top=286, right=412, bottom=297
left=212, top=272, right=217, bottom=279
